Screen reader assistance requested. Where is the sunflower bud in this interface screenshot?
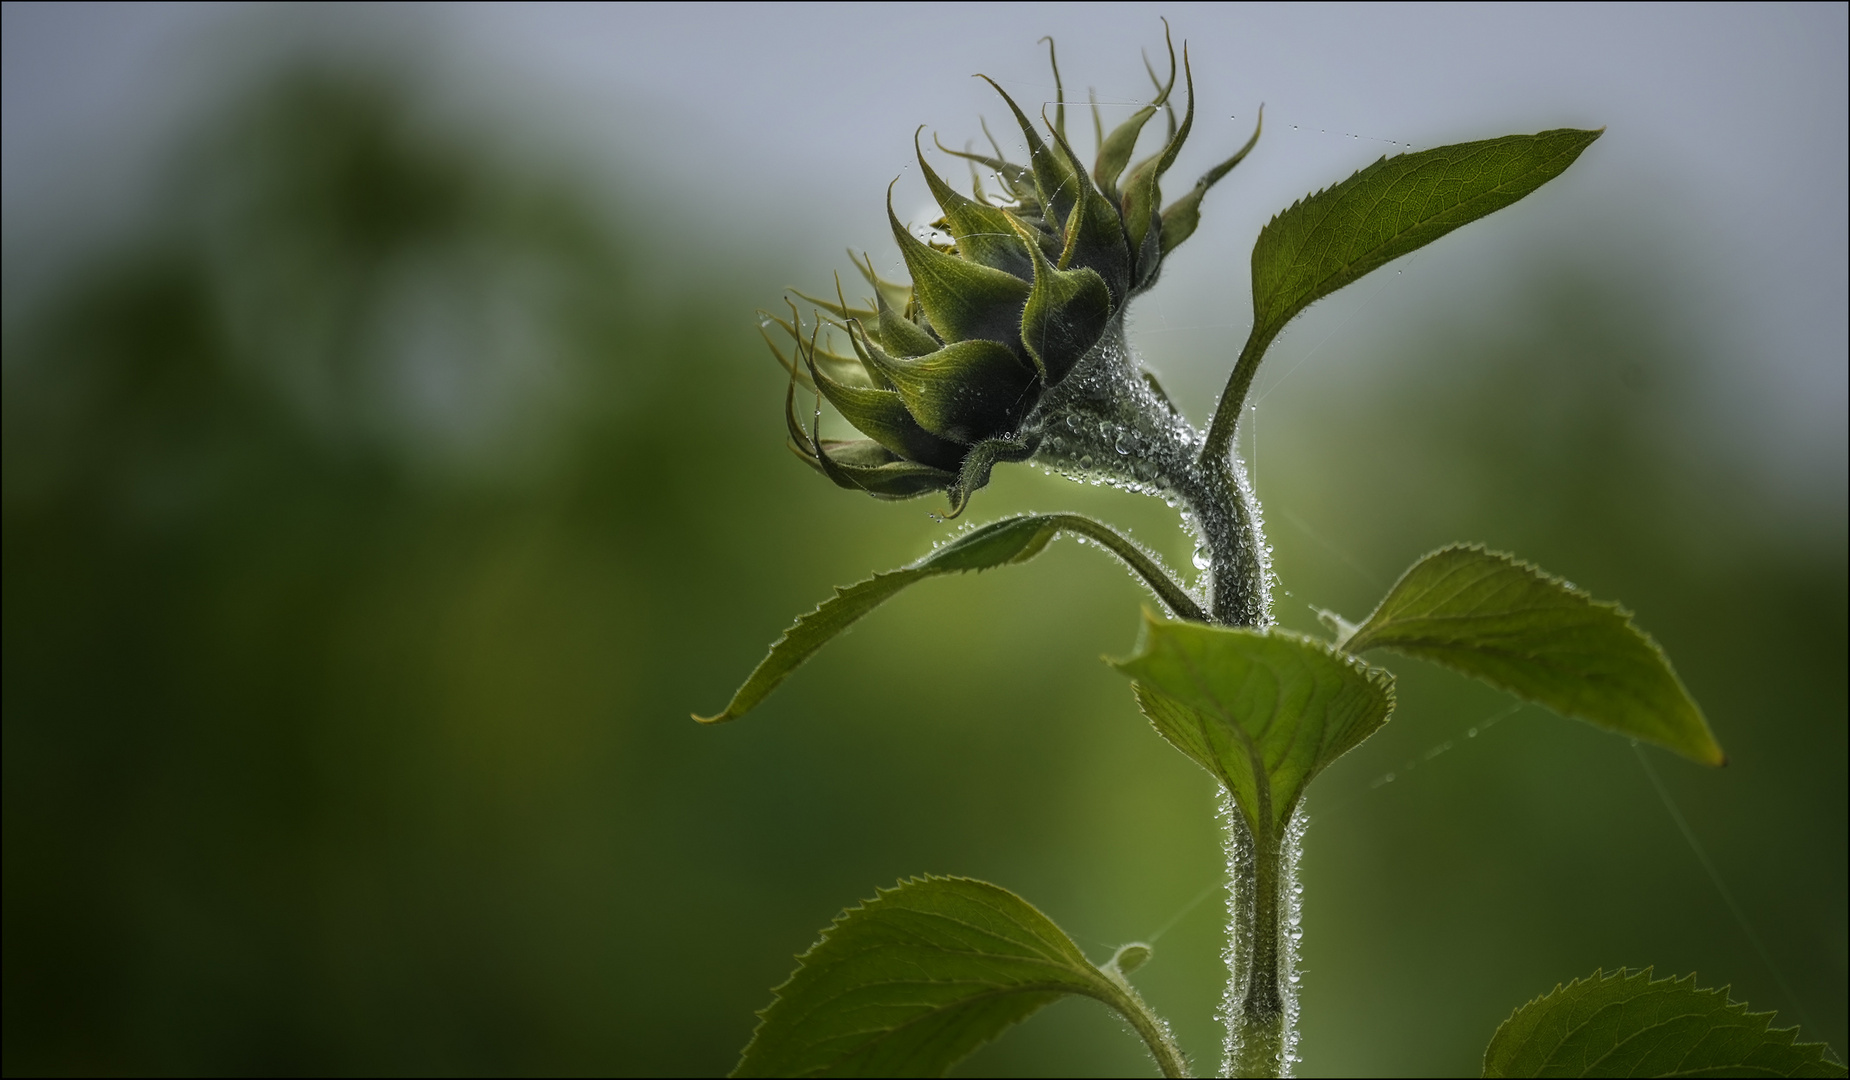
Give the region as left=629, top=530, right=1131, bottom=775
left=771, top=28, right=1260, bottom=515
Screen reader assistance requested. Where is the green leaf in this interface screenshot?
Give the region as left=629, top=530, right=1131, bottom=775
left=1249, top=128, right=1600, bottom=348
left=733, top=876, right=1185, bottom=1078
left=1484, top=968, right=1847, bottom=1078
left=1343, top=545, right=1723, bottom=766
left=1111, top=613, right=1394, bottom=839
left=697, top=515, right=1204, bottom=724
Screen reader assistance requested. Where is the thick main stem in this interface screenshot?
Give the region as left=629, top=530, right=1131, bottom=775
left=1028, top=322, right=1289, bottom=1076
left=1025, top=322, right=1271, bottom=629
left=1221, top=805, right=1298, bottom=1077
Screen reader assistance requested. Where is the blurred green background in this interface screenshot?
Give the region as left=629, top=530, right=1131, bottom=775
left=3, top=6, right=1844, bottom=1077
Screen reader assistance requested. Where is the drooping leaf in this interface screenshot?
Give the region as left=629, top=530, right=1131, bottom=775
left=733, top=876, right=1184, bottom=1079
left=697, top=515, right=1204, bottom=724
left=1483, top=968, right=1847, bottom=1078
left=1342, top=545, right=1723, bottom=766
left=1110, top=613, right=1394, bottom=839
left=1248, top=128, right=1600, bottom=349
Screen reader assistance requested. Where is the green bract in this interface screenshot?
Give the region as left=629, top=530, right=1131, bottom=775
left=769, top=32, right=1260, bottom=515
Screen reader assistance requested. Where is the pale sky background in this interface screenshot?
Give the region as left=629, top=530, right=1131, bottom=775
left=5, top=2, right=1846, bottom=504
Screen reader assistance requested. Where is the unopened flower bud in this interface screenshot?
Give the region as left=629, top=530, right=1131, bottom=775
left=770, top=29, right=1259, bottom=515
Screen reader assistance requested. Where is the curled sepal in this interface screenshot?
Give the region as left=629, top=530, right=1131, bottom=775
left=1045, top=117, right=1132, bottom=302
left=1007, top=214, right=1113, bottom=385
left=1094, top=25, right=1175, bottom=199
left=868, top=288, right=940, bottom=358
left=932, top=130, right=1034, bottom=205
left=784, top=379, right=954, bottom=500
left=979, top=76, right=1081, bottom=228
left=853, top=326, right=1039, bottom=444
left=1121, top=46, right=1196, bottom=274
left=767, top=304, right=880, bottom=388
left=943, top=432, right=1038, bottom=519
left=848, top=250, right=913, bottom=316
left=915, top=129, right=1032, bottom=280
left=803, top=350, right=964, bottom=470
left=1160, top=106, right=1262, bottom=256
left=1094, top=105, right=1160, bottom=201
left=887, top=185, right=1031, bottom=348
left=818, top=441, right=957, bottom=499
left=787, top=287, right=873, bottom=323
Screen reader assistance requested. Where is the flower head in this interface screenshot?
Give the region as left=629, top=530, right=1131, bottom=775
left=769, top=29, right=1259, bottom=514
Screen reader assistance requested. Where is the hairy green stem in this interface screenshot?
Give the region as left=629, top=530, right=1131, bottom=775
left=1027, top=321, right=1271, bottom=628
left=1097, top=974, right=1192, bottom=1078
left=1029, top=321, right=1289, bottom=1074
left=1049, top=513, right=1208, bottom=622
left=1222, top=809, right=1290, bottom=1077
left=1200, top=325, right=1278, bottom=472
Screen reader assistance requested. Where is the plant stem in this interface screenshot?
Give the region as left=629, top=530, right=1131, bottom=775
left=1100, top=974, right=1192, bottom=1079
left=1222, top=806, right=1291, bottom=1077
left=1030, top=323, right=1289, bottom=1074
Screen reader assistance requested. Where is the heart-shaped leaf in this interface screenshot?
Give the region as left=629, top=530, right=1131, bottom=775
left=1111, top=614, right=1394, bottom=840
left=732, top=876, right=1183, bottom=1078
left=1484, top=968, right=1846, bottom=1077
left=1341, top=545, right=1723, bottom=765
left=698, top=515, right=1204, bottom=724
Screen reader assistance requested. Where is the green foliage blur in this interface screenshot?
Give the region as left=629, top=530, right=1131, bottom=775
left=4, top=59, right=1843, bottom=1078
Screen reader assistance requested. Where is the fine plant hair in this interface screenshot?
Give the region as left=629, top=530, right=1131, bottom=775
left=697, top=27, right=1847, bottom=1080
